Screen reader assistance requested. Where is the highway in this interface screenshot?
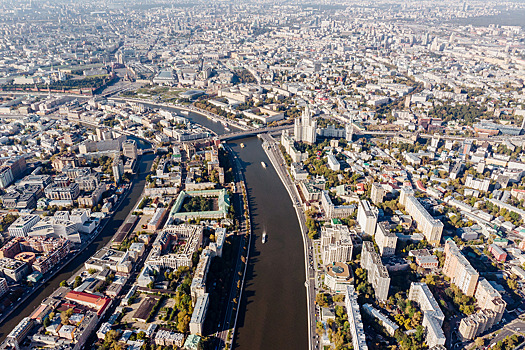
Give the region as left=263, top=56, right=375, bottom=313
left=260, top=134, right=319, bottom=350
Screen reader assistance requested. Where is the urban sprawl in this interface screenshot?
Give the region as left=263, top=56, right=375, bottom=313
left=0, top=1, right=525, bottom=350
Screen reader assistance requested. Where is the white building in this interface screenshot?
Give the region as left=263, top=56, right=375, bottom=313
left=345, top=285, right=368, bottom=350
left=8, top=215, right=40, bottom=237
left=189, top=293, right=209, bottom=335
left=375, top=222, right=397, bottom=256
left=357, top=200, right=377, bottom=236
left=321, top=222, right=353, bottom=264
left=294, top=105, right=317, bottom=144
left=408, top=283, right=446, bottom=348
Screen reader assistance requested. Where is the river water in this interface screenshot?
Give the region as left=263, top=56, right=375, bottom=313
left=0, top=106, right=308, bottom=350
left=229, top=137, right=308, bottom=350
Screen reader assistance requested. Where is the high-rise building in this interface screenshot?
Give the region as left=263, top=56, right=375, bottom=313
left=474, top=278, right=506, bottom=323
left=370, top=183, right=386, bottom=205
left=112, top=157, right=124, bottom=184
left=321, top=222, right=353, bottom=264
left=357, top=200, right=378, bottom=236
left=375, top=222, right=397, bottom=256
left=345, top=285, right=369, bottom=350
left=408, top=283, right=446, bottom=348
left=443, top=239, right=479, bottom=296
left=361, top=241, right=390, bottom=301
left=403, top=194, right=443, bottom=246
left=294, top=105, right=317, bottom=144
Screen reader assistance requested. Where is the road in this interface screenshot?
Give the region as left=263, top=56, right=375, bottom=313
left=260, top=134, right=319, bottom=350
left=214, top=144, right=250, bottom=349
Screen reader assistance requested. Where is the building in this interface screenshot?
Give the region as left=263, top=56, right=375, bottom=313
left=190, top=249, right=212, bottom=303
left=409, top=249, right=439, bottom=269
left=465, top=175, right=490, bottom=192
left=294, top=105, right=317, bottom=144
left=154, top=330, right=185, bottom=347
left=357, top=200, right=377, bottom=236
left=0, top=258, right=29, bottom=282
left=281, top=130, right=308, bottom=163
left=189, top=293, right=209, bottom=335
left=327, top=154, right=340, bottom=171
left=321, top=222, right=354, bottom=264
left=361, top=241, right=390, bottom=302
left=474, top=278, right=506, bottom=323
left=8, top=214, right=40, bottom=237
left=488, top=244, right=507, bottom=262
left=324, top=262, right=353, bottom=293
left=443, top=239, right=479, bottom=297
left=345, top=285, right=368, bottom=350
left=321, top=190, right=355, bottom=219
left=168, top=189, right=230, bottom=221
left=112, top=157, right=124, bottom=184
left=64, top=291, right=111, bottom=316
left=362, top=304, right=399, bottom=336
left=370, top=183, right=386, bottom=205
left=138, top=225, right=203, bottom=286
left=408, top=283, right=446, bottom=348
left=375, top=222, right=397, bottom=256
left=0, top=277, right=8, bottom=297
left=122, top=139, right=138, bottom=159
left=6, top=317, right=33, bottom=347
left=403, top=193, right=443, bottom=245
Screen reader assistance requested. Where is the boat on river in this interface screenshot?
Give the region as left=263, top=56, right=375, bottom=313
left=240, top=143, right=245, bottom=148
left=262, top=232, right=267, bottom=243
left=261, top=161, right=267, bottom=168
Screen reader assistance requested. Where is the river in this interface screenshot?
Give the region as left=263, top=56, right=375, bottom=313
left=229, top=137, right=308, bottom=350
left=0, top=141, right=155, bottom=341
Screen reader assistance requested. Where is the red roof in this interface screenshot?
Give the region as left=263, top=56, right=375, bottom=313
left=65, top=291, right=111, bottom=316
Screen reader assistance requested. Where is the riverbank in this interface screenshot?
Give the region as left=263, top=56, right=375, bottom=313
left=0, top=151, right=155, bottom=341
left=0, top=178, right=132, bottom=329
left=109, top=97, right=250, bottom=131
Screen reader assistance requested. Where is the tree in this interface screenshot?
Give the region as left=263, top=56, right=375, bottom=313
left=59, top=280, right=68, bottom=287
left=474, top=337, right=485, bottom=348
left=73, top=276, right=83, bottom=288
left=61, top=308, right=74, bottom=325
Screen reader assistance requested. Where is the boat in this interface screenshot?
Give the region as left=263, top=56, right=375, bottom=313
left=240, top=143, right=245, bottom=148
left=261, top=161, right=267, bottom=168
left=180, top=110, right=189, bottom=115
left=262, top=232, right=267, bottom=244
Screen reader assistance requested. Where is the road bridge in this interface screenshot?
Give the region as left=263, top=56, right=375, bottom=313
left=217, top=124, right=293, bottom=141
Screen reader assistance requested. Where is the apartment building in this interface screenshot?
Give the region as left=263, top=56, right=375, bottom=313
left=402, top=191, right=443, bottom=246
left=321, top=190, right=356, bottom=220
left=357, top=200, right=378, bottom=236
left=370, top=183, right=386, bottom=205
left=474, top=278, right=506, bottom=323
left=345, top=285, right=368, bottom=350
left=361, top=241, right=390, bottom=302
left=408, top=283, right=446, bottom=348
left=375, top=222, right=397, bottom=256
left=443, top=239, right=479, bottom=297
left=321, top=222, right=354, bottom=264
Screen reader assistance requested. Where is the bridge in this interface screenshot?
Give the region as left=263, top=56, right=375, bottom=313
left=217, top=124, right=293, bottom=141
